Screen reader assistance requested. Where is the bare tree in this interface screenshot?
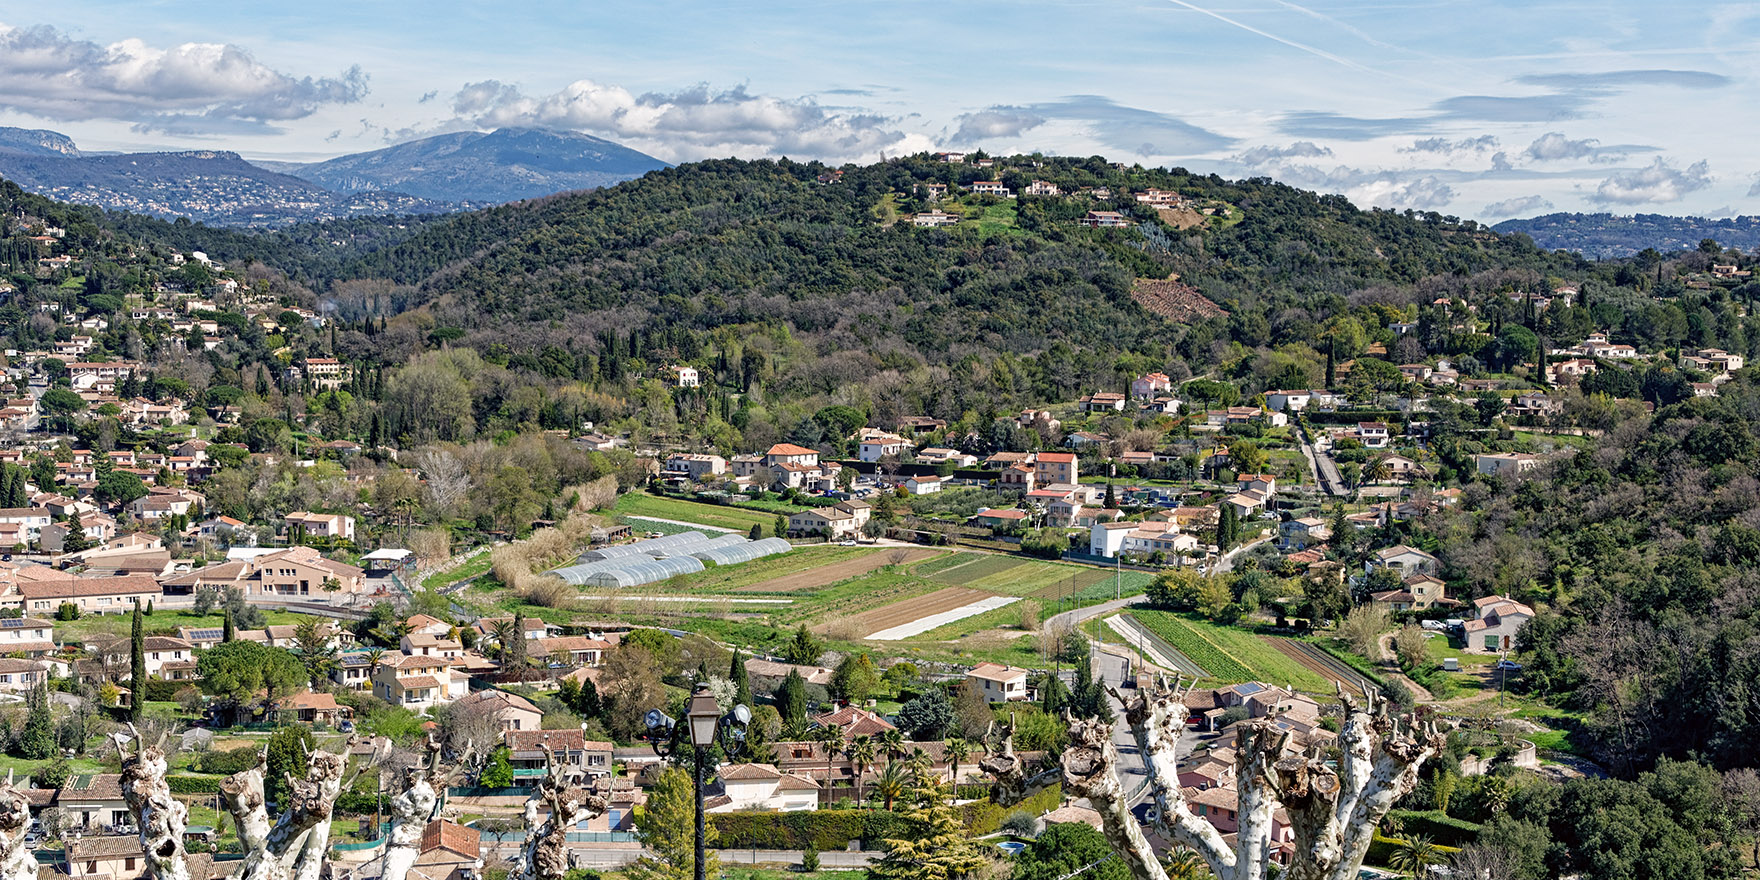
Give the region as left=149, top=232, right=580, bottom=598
left=983, top=677, right=1446, bottom=880
left=117, top=726, right=190, bottom=880
left=1449, top=843, right=1520, bottom=880
left=415, top=449, right=472, bottom=518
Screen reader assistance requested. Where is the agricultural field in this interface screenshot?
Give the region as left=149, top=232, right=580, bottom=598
left=739, top=547, right=942, bottom=592
left=914, top=552, right=1125, bottom=599
left=1130, top=609, right=1330, bottom=693
left=611, top=493, right=790, bottom=534
left=836, top=586, right=996, bottom=638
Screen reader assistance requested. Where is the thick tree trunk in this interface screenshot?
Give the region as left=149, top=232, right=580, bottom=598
left=117, top=727, right=191, bottom=880
left=0, top=775, right=38, bottom=880
left=217, top=744, right=354, bottom=880
left=520, top=756, right=609, bottom=880
left=983, top=677, right=1445, bottom=880
left=381, top=775, right=437, bottom=880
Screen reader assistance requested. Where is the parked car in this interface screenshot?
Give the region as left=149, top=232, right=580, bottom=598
left=1495, top=659, right=1523, bottom=671
left=1421, top=620, right=1449, bottom=632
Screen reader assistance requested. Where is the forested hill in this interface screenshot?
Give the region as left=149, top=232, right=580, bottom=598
left=248, top=156, right=1581, bottom=365
left=1494, top=212, right=1760, bottom=258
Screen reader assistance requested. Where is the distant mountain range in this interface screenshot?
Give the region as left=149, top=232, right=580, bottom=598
left=1492, top=213, right=1760, bottom=259
left=257, top=127, right=669, bottom=203
left=0, top=126, right=667, bottom=227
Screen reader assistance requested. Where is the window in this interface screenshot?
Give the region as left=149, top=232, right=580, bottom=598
left=126, top=859, right=136, bottom=870
left=87, top=862, right=97, bottom=873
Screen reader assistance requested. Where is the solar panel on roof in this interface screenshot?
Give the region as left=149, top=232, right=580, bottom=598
left=1234, top=682, right=1265, bottom=695
left=0, top=620, right=22, bottom=628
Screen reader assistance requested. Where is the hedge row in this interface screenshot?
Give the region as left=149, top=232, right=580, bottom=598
left=709, top=786, right=1061, bottom=849
left=1366, top=830, right=1461, bottom=867
left=1385, top=809, right=1483, bottom=848
left=167, top=775, right=223, bottom=794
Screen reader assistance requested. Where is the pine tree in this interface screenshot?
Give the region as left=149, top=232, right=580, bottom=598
left=128, top=600, right=145, bottom=721
left=869, top=776, right=984, bottom=880
left=19, top=682, right=55, bottom=759
left=626, top=765, right=716, bottom=880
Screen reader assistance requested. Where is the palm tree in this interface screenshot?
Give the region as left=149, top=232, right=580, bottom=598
left=846, top=735, right=877, bottom=803
left=943, top=736, right=971, bottom=787
left=1380, top=813, right=1405, bottom=840
left=874, top=761, right=908, bottom=811
left=1480, top=776, right=1511, bottom=815
left=879, top=728, right=907, bottom=766
left=1161, top=848, right=1207, bottom=880
left=906, top=747, right=933, bottom=787
left=1390, top=834, right=1441, bottom=879
left=814, top=724, right=846, bottom=795
left=364, top=647, right=386, bottom=678
left=489, top=620, right=517, bottom=661
left=1363, top=455, right=1393, bottom=486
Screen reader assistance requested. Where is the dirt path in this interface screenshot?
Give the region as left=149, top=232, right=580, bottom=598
left=738, top=547, right=940, bottom=592
left=1376, top=632, right=1434, bottom=702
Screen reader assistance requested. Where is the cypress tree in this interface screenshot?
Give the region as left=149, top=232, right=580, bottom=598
left=222, top=605, right=235, bottom=642
left=729, top=649, right=751, bottom=708
left=129, top=600, right=145, bottom=721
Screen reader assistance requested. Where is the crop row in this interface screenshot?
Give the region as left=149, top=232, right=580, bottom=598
left=1131, top=610, right=1254, bottom=681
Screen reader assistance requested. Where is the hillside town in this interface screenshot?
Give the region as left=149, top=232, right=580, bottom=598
left=2, top=148, right=1758, bottom=880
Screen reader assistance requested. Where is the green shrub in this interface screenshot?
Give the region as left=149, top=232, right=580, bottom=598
left=167, top=776, right=222, bottom=794
left=1385, top=809, right=1482, bottom=847
left=1366, top=830, right=1460, bottom=867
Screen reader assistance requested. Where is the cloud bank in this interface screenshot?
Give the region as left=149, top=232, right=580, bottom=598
left=0, top=23, right=367, bottom=134
left=444, top=79, right=930, bottom=162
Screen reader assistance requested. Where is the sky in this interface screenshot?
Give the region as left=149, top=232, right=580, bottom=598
left=2, top=0, right=1759, bottom=221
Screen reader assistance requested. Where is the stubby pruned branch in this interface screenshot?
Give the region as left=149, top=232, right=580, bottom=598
left=0, top=772, right=38, bottom=880
left=117, top=724, right=190, bottom=880
left=980, top=672, right=1449, bottom=880
left=520, top=752, right=610, bottom=880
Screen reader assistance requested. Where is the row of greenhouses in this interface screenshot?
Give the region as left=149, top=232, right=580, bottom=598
left=550, top=533, right=793, bottom=588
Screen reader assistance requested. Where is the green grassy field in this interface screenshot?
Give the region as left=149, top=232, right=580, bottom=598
left=613, top=493, right=787, bottom=533
left=423, top=551, right=495, bottom=590
left=1132, top=609, right=1330, bottom=692
left=918, top=553, right=1125, bottom=599
left=54, top=607, right=314, bottom=642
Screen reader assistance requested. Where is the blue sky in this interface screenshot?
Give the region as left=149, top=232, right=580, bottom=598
left=3, top=0, right=1759, bottom=220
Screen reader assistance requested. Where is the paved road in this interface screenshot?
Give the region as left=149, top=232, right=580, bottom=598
left=479, top=846, right=879, bottom=869
left=1299, top=425, right=1349, bottom=496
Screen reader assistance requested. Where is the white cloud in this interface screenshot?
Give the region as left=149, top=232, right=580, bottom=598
left=0, top=23, right=367, bottom=134
left=1402, top=135, right=1499, bottom=154
left=951, top=107, right=1045, bottom=143
left=1525, top=132, right=1599, bottom=161
left=1482, top=195, right=1554, bottom=217
left=446, top=79, right=929, bottom=162
left=1375, top=176, right=1456, bottom=210
left=1234, top=141, right=1332, bottom=166
left=1590, top=157, right=1712, bottom=205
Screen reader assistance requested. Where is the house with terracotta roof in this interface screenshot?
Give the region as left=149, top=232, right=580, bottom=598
left=158, top=546, right=364, bottom=598
left=285, top=510, right=355, bottom=541
left=812, top=705, right=896, bottom=738
left=13, top=575, right=161, bottom=616
left=472, top=616, right=556, bottom=645
left=1034, top=451, right=1077, bottom=485
left=763, top=443, right=820, bottom=468
left=1463, top=595, right=1535, bottom=653
left=1366, top=545, right=1438, bottom=577
left=745, top=657, right=835, bottom=689
left=0, top=658, right=49, bottom=694
left=276, top=690, right=353, bottom=725
left=64, top=834, right=148, bottom=880
left=527, top=634, right=613, bottom=666
left=372, top=652, right=464, bottom=712
left=965, top=662, right=1031, bottom=702
left=0, top=616, right=54, bottom=657
left=453, top=689, right=542, bottom=732
left=708, top=763, right=820, bottom=812
left=411, top=819, right=481, bottom=880
left=401, top=632, right=464, bottom=660
left=1370, top=574, right=1458, bottom=613
left=506, top=728, right=614, bottom=778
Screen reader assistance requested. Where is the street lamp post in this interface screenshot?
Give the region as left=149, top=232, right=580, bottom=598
left=645, top=686, right=751, bottom=880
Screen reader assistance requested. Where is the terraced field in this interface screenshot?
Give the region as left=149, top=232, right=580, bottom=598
left=918, top=553, right=1121, bottom=598
left=1130, top=609, right=1331, bottom=693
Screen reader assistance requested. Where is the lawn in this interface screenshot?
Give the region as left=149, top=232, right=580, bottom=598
left=1131, top=609, right=1331, bottom=692
left=919, top=554, right=1129, bottom=599
left=613, top=493, right=787, bottom=534
left=54, top=607, right=313, bottom=642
